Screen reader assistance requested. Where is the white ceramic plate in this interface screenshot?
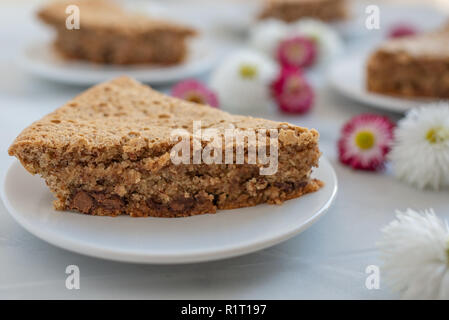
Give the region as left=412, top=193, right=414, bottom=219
left=327, top=53, right=448, bottom=113
left=1, top=158, right=337, bottom=264
left=17, top=38, right=217, bottom=85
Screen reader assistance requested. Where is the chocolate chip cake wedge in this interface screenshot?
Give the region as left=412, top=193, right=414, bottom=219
left=259, top=0, right=348, bottom=23
left=366, top=30, right=449, bottom=98
left=38, top=0, right=196, bottom=65
left=8, top=77, right=323, bottom=217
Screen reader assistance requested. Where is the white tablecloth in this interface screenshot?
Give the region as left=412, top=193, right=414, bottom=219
left=0, top=1, right=448, bottom=299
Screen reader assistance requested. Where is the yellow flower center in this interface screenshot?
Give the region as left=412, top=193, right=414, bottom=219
left=355, top=131, right=375, bottom=150
left=286, top=76, right=303, bottom=94
left=426, top=127, right=449, bottom=144
left=287, top=44, right=305, bottom=63
left=307, top=34, right=319, bottom=44
left=239, top=64, right=258, bottom=79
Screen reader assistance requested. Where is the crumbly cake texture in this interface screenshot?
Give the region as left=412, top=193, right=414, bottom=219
left=259, top=0, right=347, bottom=23
left=366, top=30, right=449, bottom=98
left=9, top=77, right=323, bottom=218
left=38, top=0, right=196, bottom=65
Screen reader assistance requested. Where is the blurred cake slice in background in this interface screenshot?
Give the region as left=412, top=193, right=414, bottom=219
left=366, top=29, right=449, bottom=98
left=38, top=0, right=196, bottom=65
left=259, top=0, right=348, bottom=23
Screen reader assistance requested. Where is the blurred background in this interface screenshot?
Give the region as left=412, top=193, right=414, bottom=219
left=1, top=0, right=448, bottom=137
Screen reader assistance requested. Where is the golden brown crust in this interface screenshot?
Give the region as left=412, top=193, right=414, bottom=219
left=37, top=0, right=196, bottom=64
left=366, top=31, right=449, bottom=98
left=259, top=0, right=347, bottom=23
left=9, top=76, right=323, bottom=218
left=38, top=0, right=196, bottom=35
left=9, top=76, right=319, bottom=166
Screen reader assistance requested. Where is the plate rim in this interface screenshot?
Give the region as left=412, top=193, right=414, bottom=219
left=327, top=52, right=449, bottom=113
left=0, top=157, right=338, bottom=264
left=17, top=39, right=218, bottom=86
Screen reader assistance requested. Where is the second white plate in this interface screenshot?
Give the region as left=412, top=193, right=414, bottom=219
left=18, top=38, right=218, bottom=86
left=328, top=53, right=448, bottom=113
left=1, top=157, right=337, bottom=264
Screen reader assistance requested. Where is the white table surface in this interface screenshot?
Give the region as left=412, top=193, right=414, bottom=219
left=0, top=1, right=448, bottom=299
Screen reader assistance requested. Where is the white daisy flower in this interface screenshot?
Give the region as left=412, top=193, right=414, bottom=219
left=378, top=208, right=449, bottom=300
left=249, top=19, right=290, bottom=58
left=248, top=18, right=343, bottom=66
left=289, top=18, right=343, bottom=64
left=209, top=50, right=279, bottom=114
left=390, top=104, right=449, bottom=190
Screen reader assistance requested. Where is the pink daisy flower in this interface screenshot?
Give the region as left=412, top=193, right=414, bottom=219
left=171, top=79, right=219, bottom=108
left=388, top=24, right=418, bottom=38
left=276, top=36, right=317, bottom=69
left=338, top=114, right=395, bottom=171
left=271, top=66, right=314, bottom=114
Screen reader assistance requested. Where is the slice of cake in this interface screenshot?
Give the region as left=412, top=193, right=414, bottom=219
left=366, top=31, right=449, bottom=98
left=8, top=77, right=323, bottom=217
left=38, top=0, right=196, bottom=65
left=259, top=0, right=347, bottom=23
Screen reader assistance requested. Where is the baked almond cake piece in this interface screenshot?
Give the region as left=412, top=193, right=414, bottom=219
left=8, top=77, right=323, bottom=217
left=38, top=0, right=196, bottom=65
left=259, top=0, right=347, bottom=23
left=366, top=30, right=449, bottom=98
